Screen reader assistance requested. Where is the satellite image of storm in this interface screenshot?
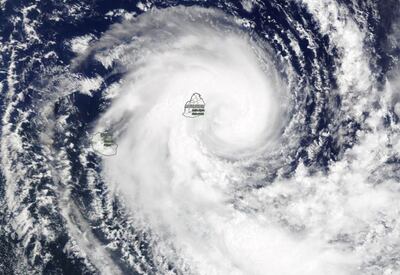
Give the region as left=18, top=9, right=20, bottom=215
left=1, top=0, right=400, bottom=274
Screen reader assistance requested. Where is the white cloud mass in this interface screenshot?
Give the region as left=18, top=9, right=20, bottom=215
left=79, top=5, right=400, bottom=275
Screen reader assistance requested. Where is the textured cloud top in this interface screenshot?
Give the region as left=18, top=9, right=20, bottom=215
left=1, top=1, right=400, bottom=274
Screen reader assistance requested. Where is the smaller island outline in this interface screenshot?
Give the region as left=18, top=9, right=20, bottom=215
left=91, top=131, right=118, bottom=156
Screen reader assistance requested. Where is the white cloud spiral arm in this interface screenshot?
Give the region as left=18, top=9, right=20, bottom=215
left=89, top=6, right=364, bottom=275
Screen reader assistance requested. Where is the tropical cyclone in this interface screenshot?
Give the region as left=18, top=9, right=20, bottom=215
left=93, top=6, right=292, bottom=274
left=1, top=0, right=400, bottom=274
left=93, top=7, right=288, bottom=159
left=87, top=5, right=400, bottom=275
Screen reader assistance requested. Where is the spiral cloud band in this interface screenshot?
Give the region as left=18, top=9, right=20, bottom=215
left=94, top=7, right=288, bottom=158
left=1, top=0, right=400, bottom=274
left=86, top=5, right=394, bottom=275
left=96, top=8, right=292, bottom=273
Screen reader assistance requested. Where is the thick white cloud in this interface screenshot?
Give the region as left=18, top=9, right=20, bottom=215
left=84, top=4, right=400, bottom=275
